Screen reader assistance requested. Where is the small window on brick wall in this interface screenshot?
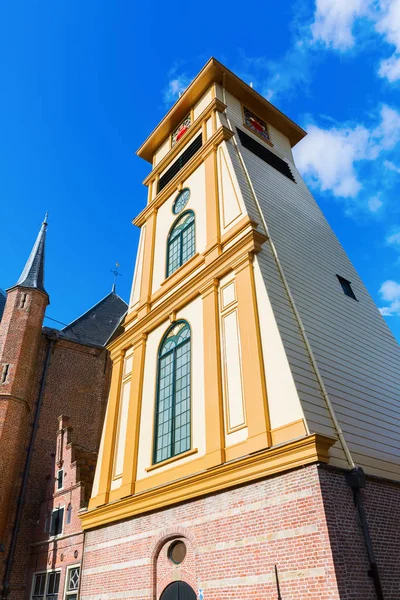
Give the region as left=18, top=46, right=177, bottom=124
left=56, top=470, right=63, bottom=490
left=50, top=507, right=64, bottom=537
left=66, top=504, right=72, bottom=525
left=337, top=275, right=358, bottom=301
left=1, top=364, right=9, bottom=384
left=20, top=292, right=28, bottom=308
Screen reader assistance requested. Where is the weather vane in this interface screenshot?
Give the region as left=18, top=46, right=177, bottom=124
left=110, top=263, right=122, bottom=292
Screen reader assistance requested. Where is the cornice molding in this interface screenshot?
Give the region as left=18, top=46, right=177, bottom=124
left=81, top=433, right=336, bottom=530
left=109, top=224, right=267, bottom=352
left=133, top=125, right=234, bottom=228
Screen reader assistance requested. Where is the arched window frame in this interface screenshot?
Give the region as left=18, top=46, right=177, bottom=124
left=166, top=210, right=195, bottom=278
left=153, top=320, right=192, bottom=464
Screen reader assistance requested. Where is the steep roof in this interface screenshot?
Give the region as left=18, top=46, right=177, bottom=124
left=11, top=214, right=48, bottom=299
left=0, top=289, right=6, bottom=322
left=60, top=291, right=127, bottom=348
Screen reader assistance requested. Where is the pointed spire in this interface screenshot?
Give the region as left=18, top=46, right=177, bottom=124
left=12, top=213, right=49, bottom=297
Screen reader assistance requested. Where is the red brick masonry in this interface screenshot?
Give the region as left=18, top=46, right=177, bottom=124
left=80, top=464, right=400, bottom=600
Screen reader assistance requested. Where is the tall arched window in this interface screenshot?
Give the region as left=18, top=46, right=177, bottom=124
left=166, top=211, right=195, bottom=278
left=154, top=321, right=191, bottom=464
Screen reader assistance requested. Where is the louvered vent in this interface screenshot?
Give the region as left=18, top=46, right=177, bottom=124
left=158, top=134, right=203, bottom=193
left=236, top=128, right=296, bottom=183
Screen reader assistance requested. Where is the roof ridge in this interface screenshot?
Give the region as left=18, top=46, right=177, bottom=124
left=61, top=290, right=127, bottom=332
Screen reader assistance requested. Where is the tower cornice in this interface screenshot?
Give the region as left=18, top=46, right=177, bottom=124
left=136, top=57, right=306, bottom=163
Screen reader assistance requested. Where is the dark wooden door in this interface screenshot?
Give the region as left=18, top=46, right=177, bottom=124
left=160, top=581, right=196, bottom=600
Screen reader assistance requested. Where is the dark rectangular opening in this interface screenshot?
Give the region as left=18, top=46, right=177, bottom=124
left=158, top=134, right=202, bottom=193
left=236, top=127, right=296, bottom=182
left=337, top=275, right=358, bottom=301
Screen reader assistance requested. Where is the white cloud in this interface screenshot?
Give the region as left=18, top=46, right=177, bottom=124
left=294, top=104, right=400, bottom=199
left=387, top=230, right=400, bottom=245
left=378, top=54, right=400, bottom=81
left=384, top=159, right=400, bottom=172
left=376, top=0, right=400, bottom=80
left=379, top=279, right=400, bottom=315
left=294, top=124, right=368, bottom=197
left=368, top=196, right=383, bottom=212
left=309, top=0, right=400, bottom=82
left=311, top=0, right=370, bottom=50
left=162, top=74, right=191, bottom=106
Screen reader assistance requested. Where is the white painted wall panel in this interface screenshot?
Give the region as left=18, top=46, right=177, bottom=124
left=221, top=309, right=245, bottom=431
left=114, top=380, right=131, bottom=478
left=129, top=225, right=145, bottom=312
left=194, top=89, right=212, bottom=120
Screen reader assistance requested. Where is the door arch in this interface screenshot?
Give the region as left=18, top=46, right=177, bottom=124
left=159, top=581, right=196, bottom=600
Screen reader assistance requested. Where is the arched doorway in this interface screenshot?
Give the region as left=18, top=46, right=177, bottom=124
left=160, top=581, right=196, bottom=600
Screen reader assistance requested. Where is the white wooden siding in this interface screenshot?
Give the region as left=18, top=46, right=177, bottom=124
left=223, top=91, right=400, bottom=479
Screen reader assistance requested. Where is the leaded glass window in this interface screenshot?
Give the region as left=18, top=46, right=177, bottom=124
left=166, top=211, right=195, bottom=278
left=154, top=321, right=191, bottom=464
left=172, top=114, right=191, bottom=146
left=65, top=566, right=80, bottom=600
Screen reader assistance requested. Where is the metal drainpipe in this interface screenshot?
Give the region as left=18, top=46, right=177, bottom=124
left=1, top=336, right=55, bottom=600
left=221, top=74, right=385, bottom=598
left=346, top=468, right=385, bottom=600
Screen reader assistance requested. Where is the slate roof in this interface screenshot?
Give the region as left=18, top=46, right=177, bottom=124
left=0, top=289, right=6, bottom=322
left=12, top=214, right=48, bottom=298
left=60, top=291, right=128, bottom=348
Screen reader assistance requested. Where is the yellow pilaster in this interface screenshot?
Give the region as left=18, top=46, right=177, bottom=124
left=200, top=278, right=225, bottom=467
left=116, top=333, right=148, bottom=499
left=233, top=253, right=271, bottom=452
left=137, top=209, right=157, bottom=320
left=90, top=350, right=123, bottom=507
left=204, top=147, right=221, bottom=264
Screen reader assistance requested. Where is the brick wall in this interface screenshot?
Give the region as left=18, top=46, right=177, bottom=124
left=4, top=337, right=111, bottom=600
left=319, top=465, right=400, bottom=600
left=80, top=464, right=400, bottom=600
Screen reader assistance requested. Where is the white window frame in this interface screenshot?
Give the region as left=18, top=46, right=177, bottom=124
left=49, top=505, right=65, bottom=538
left=31, top=570, right=62, bottom=600
left=63, top=564, right=81, bottom=600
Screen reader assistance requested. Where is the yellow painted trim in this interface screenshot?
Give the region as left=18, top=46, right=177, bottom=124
left=159, top=253, right=203, bottom=289
left=113, top=228, right=267, bottom=351
left=271, top=419, right=307, bottom=446
left=138, top=210, right=158, bottom=313
left=144, top=98, right=227, bottom=187
left=204, top=147, right=221, bottom=264
left=81, top=434, right=335, bottom=529
left=233, top=253, right=271, bottom=451
left=89, top=353, right=123, bottom=508
left=145, top=448, right=198, bottom=472
left=134, top=125, right=234, bottom=228
left=200, top=278, right=225, bottom=466
left=136, top=58, right=306, bottom=163
left=220, top=280, right=237, bottom=312
left=117, top=334, right=148, bottom=499
left=220, top=306, right=246, bottom=434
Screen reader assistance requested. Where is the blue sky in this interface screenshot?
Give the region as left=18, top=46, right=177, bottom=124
left=1, top=1, right=400, bottom=342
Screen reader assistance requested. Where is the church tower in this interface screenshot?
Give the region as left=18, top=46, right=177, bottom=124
left=0, top=216, right=49, bottom=547
left=80, top=60, right=400, bottom=599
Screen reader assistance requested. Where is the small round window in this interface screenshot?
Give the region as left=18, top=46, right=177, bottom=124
left=168, top=540, right=186, bottom=565
left=172, top=188, right=190, bottom=214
